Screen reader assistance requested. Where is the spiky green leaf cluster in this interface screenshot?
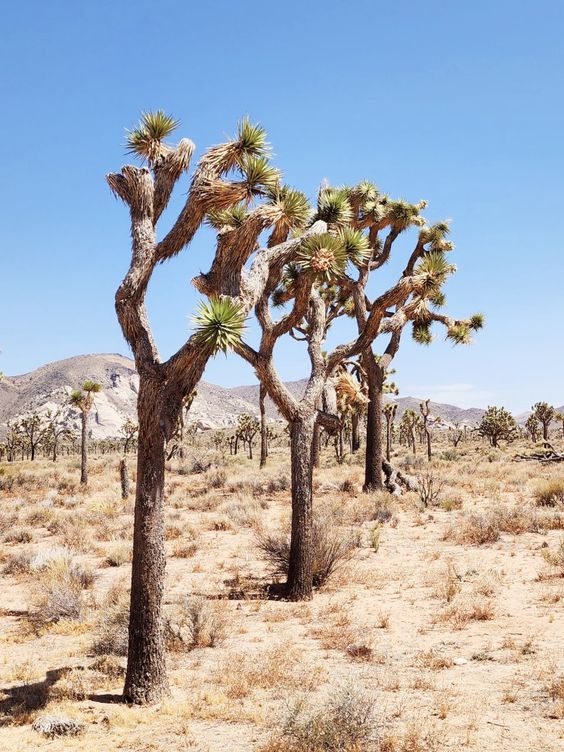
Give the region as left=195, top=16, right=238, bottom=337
left=207, top=204, right=247, bottom=230
left=385, top=199, right=425, bottom=232
left=296, top=233, right=347, bottom=281
left=412, top=322, right=433, bottom=345
left=192, top=298, right=247, bottom=354
left=238, top=155, right=280, bottom=197
left=414, top=251, right=456, bottom=294
left=267, top=186, right=311, bottom=229
left=446, top=322, right=472, bottom=345
left=419, top=222, right=454, bottom=251
left=126, top=111, right=180, bottom=163
left=469, top=313, right=485, bottom=331
left=235, top=117, right=270, bottom=159
left=338, top=226, right=371, bottom=265
left=316, top=188, right=353, bottom=227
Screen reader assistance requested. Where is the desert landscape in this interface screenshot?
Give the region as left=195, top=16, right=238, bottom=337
left=2, top=3, right=563, bottom=750
left=0, top=355, right=563, bottom=750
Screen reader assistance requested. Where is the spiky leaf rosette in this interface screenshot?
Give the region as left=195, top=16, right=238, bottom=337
left=238, top=155, right=281, bottom=199
left=206, top=204, right=247, bottom=230
left=267, top=186, right=311, bottom=230
left=469, top=313, right=485, bottom=331
left=385, top=199, right=425, bottom=232
left=316, top=188, right=353, bottom=226
left=446, top=322, right=472, bottom=345
left=192, top=298, right=247, bottom=354
left=412, top=322, right=433, bottom=345
left=414, top=251, right=456, bottom=294
left=429, top=290, right=446, bottom=308
left=82, top=380, right=102, bottom=394
left=419, top=221, right=454, bottom=252
left=338, top=227, right=371, bottom=265
left=126, top=111, right=180, bottom=164
left=297, top=233, right=347, bottom=281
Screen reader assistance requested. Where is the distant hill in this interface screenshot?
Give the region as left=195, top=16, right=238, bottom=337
left=3, top=353, right=548, bottom=439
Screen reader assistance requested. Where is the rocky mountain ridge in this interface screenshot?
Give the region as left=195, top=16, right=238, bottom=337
left=1, top=354, right=557, bottom=440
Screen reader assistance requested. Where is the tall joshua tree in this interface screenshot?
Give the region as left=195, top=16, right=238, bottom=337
left=200, top=181, right=480, bottom=599
left=107, top=112, right=325, bottom=702
left=70, top=381, right=101, bottom=484
left=383, top=402, right=397, bottom=461
left=531, top=401, right=555, bottom=441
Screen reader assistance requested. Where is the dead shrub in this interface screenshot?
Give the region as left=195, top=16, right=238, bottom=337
left=30, top=560, right=87, bottom=629
left=535, top=478, right=564, bottom=507
left=263, top=684, right=377, bottom=752
left=91, top=587, right=130, bottom=656
left=256, top=513, right=358, bottom=588
left=167, top=595, right=225, bottom=650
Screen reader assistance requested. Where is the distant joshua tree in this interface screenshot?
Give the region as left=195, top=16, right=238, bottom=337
left=525, top=414, right=540, bottom=443
left=531, top=402, right=555, bottom=441
left=419, top=399, right=434, bottom=460
left=478, top=406, right=518, bottom=447
left=70, top=380, right=101, bottom=484
left=120, top=418, right=139, bottom=454
left=400, top=408, right=419, bottom=454
left=383, top=402, right=397, bottom=461
left=235, top=413, right=260, bottom=459
left=555, top=411, right=564, bottom=438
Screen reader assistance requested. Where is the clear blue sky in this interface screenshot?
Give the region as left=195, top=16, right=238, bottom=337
left=1, top=1, right=563, bottom=412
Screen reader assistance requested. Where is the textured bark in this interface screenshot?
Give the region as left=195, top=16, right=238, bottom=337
left=123, top=377, right=178, bottom=704
left=259, top=384, right=268, bottom=468
left=287, top=417, right=315, bottom=601
left=351, top=413, right=361, bottom=452
left=80, top=412, right=88, bottom=485
left=312, top=422, right=321, bottom=468
left=363, top=353, right=384, bottom=492
left=120, top=458, right=130, bottom=500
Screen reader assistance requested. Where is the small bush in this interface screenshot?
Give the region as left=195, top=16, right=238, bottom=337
left=542, top=537, right=564, bottom=575
left=257, top=513, right=358, bottom=588
left=372, top=493, right=395, bottom=524
left=416, top=471, right=445, bottom=508
left=450, top=512, right=500, bottom=545
left=91, top=587, right=130, bottom=656
left=267, top=475, right=290, bottom=493
left=4, top=527, right=33, bottom=544
left=208, top=468, right=227, bottom=488
left=264, top=684, right=378, bottom=752
left=535, top=478, right=564, bottom=507
left=31, top=560, right=87, bottom=628
left=167, top=595, right=225, bottom=650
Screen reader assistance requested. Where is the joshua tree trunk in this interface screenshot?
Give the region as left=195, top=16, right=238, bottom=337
left=259, top=384, right=268, bottom=468
left=123, top=378, right=180, bottom=704
left=363, top=352, right=384, bottom=492
left=286, top=416, right=315, bottom=601
left=80, top=412, right=88, bottom=485
left=351, top=414, right=360, bottom=452
left=120, top=458, right=130, bottom=500
left=312, top=422, right=321, bottom=468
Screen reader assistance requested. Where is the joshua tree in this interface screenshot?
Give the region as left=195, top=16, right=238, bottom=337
left=419, top=399, right=438, bottom=461
left=201, top=179, right=481, bottom=599
left=259, top=384, right=269, bottom=467
left=383, top=402, right=397, bottom=461
left=108, top=112, right=323, bottom=702
left=400, top=409, right=419, bottom=454
left=555, top=411, right=564, bottom=438
left=120, top=418, right=139, bottom=454
left=525, top=414, right=540, bottom=443
left=17, top=413, right=49, bottom=461
left=234, top=413, right=260, bottom=459
left=45, top=408, right=73, bottom=462
left=478, top=406, right=518, bottom=447
left=531, top=401, right=555, bottom=441
left=70, top=381, right=101, bottom=483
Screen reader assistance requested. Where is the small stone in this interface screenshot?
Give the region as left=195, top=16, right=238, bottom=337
left=32, top=715, right=84, bottom=738
left=346, top=644, right=373, bottom=660
left=453, top=657, right=468, bottom=666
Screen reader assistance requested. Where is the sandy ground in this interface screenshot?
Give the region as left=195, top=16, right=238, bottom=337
left=0, top=438, right=563, bottom=751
